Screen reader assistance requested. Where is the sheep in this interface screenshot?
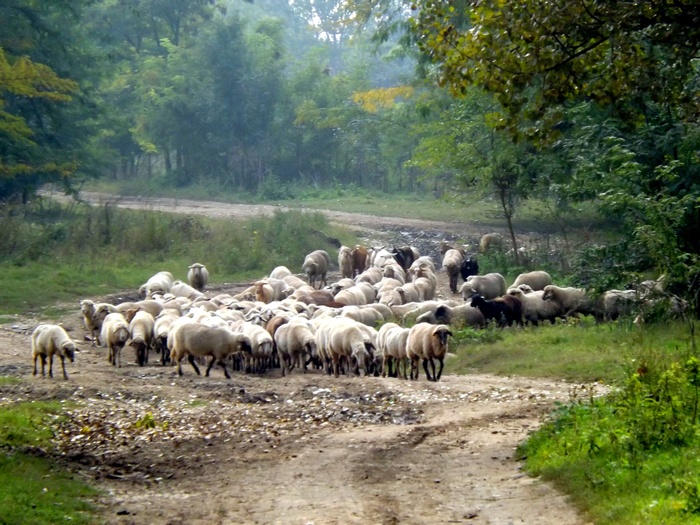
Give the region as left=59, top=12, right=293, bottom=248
left=416, top=304, right=485, bottom=328
left=315, top=318, right=373, bottom=377
left=438, top=241, right=465, bottom=256
left=283, top=274, right=308, bottom=290
left=31, top=324, right=77, bottom=380
left=408, top=256, right=436, bottom=276
left=382, top=262, right=406, bottom=284
left=302, top=250, right=331, bottom=289
left=459, top=273, right=507, bottom=300
left=392, top=245, right=416, bottom=271
left=269, top=266, right=293, bottom=279
left=274, top=322, right=317, bottom=375
left=479, top=233, right=505, bottom=253
left=351, top=245, right=369, bottom=277
left=412, top=265, right=438, bottom=300
left=171, top=280, right=206, bottom=300
left=326, top=278, right=356, bottom=296
left=128, top=310, right=156, bottom=366
left=187, top=263, right=209, bottom=292
left=153, top=309, right=180, bottom=365
left=394, top=282, right=420, bottom=304
left=355, top=266, right=383, bottom=285
left=371, top=248, right=396, bottom=268
left=170, top=323, right=252, bottom=378
left=460, top=257, right=479, bottom=282
left=511, top=271, right=552, bottom=292
left=101, top=312, right=131, bottom=367
left=470, top=294, right=522, bottom=327
left=341, top=305, right=384, bottom=327
left=139, top=271, right=174, bottom=299
left=80, top=300, right=118, bottom=346
left=406, top=323, right=453, bottom=381
left=597, top=289, right=639, bottom=321
left=507, top=288, right=560, bottom=326
left=267, top=278, right=294, bottom=300
left=335, top=287, right=368, bottom=306
left=236, top=323, right=275, bottom=373
left=338, top=246, right=354, bottom=279
left=542, top=285, right=594, bottom=318
left=442, top=249, right=465, bottom=294
left=377, top=323, right=410, bottom=379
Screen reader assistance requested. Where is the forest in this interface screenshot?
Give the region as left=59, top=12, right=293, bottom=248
left=1, top=0, right=699, bottom=300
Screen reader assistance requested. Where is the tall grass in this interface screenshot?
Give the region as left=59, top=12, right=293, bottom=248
left=0, top=200, right=355, bottom=315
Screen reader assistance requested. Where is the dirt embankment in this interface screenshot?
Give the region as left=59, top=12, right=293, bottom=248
left=0, top=192, right=599, bottom=524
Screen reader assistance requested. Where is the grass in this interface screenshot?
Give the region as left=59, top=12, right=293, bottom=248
left=471, top=318, right=700, bottom=525
left=0, top=399, right=98, bottom=524
left=449, top=317, right=696, bottom=384
left=0, top=202, right=356, bottom=317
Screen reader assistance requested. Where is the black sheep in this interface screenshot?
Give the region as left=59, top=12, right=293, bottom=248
left=460, top=257, right=479, bottom=282
left=470, top=293, right=522, bottom=327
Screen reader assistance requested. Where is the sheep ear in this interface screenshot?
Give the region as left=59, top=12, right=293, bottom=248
left=446, top=330, right=454, bottom=337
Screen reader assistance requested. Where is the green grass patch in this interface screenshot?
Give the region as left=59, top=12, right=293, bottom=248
left=0, top=452, right=97, bottom=525
left=0, top=201, right=356, bottom=316
left=0, top=401, right=65, bottom=449
left=449, top=318, right=694, bottom=384
left=509, top=319, right=700, bottom=524
left=0, top=401, right=98, bottom=524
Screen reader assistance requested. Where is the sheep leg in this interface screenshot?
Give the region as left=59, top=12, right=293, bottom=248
left=33, top=355, right=39, bottom=377
left=422, top=358, right=433, bottom=381
left=60, top=355, right=69, bottom=381
left=218, top=360, right=231, bottom=379
left=188, top=355, right=201, bottom=375
left=332, top=356, right=340, bottom=378
left=48, top=354, right=54, bottom=378
left=205, top=356, right=216, bottom=377
left=410, top=357, right=419, bottom=380
left=435, top=357, right=444, bottom=381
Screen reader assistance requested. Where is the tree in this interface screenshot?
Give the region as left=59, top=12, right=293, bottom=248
left=0, top=0, right=102, bottom=201
left=411, top=1, right=700, bottom=140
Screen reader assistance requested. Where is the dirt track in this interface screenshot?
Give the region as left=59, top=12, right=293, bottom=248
left=0, top=192, right=599, bottom=524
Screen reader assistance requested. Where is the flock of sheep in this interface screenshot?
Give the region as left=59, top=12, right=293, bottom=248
left=30, top=237, right=681, bottom=383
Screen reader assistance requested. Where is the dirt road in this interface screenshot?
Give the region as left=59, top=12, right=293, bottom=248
left=0, top=192, right=597, bottom=524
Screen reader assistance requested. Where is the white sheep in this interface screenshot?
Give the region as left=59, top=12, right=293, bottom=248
left=31, top=324, right=77, bottom=380
left=511, top=271, right=552, bottom=292
left=507, top=288, right=560, bottom=325
left=315, top=318, right=372, bottom=377
left=338, top=246, right=354, bottom=279
left=406, top=323, right=453, bottom=381
left=541, top=285, right=593, bottom=318
left=412, top=265, right=438, bottom=300
left=171, top=280, right=206, bottom=300
left=171, top=323, right=252, bottom=378
left=128, top=310, right=156, bottom=366
left=459, top=273, right=507, bottom=300
left=479, top=233, right=505, bottom=253
left=377, top=323, right=410, bottom=379
left=236, top=323, right=275, bottom=373
left=139, top=271, right=174, bottom=299
left=442, top=249, right=465, bottom=294
left=416, top=304, right=485, bottom=327
left=80, top=299, right=118, bottom=346
left=187, top=263, right=209, bottom=292
left=302, top=250, right=331, bottom=289
left=100, top=312, right=130, bottom=367
left=335, top=286, right=368, bottom=306
left=269, top=266, right=293, bottom=279
left=153, top=309, right=180, bottom=365
left=341, top=305, right=384, bottom=327
left=274, top=322, right=317, bottom=375
left=355, top=266, right=383, bottom=285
